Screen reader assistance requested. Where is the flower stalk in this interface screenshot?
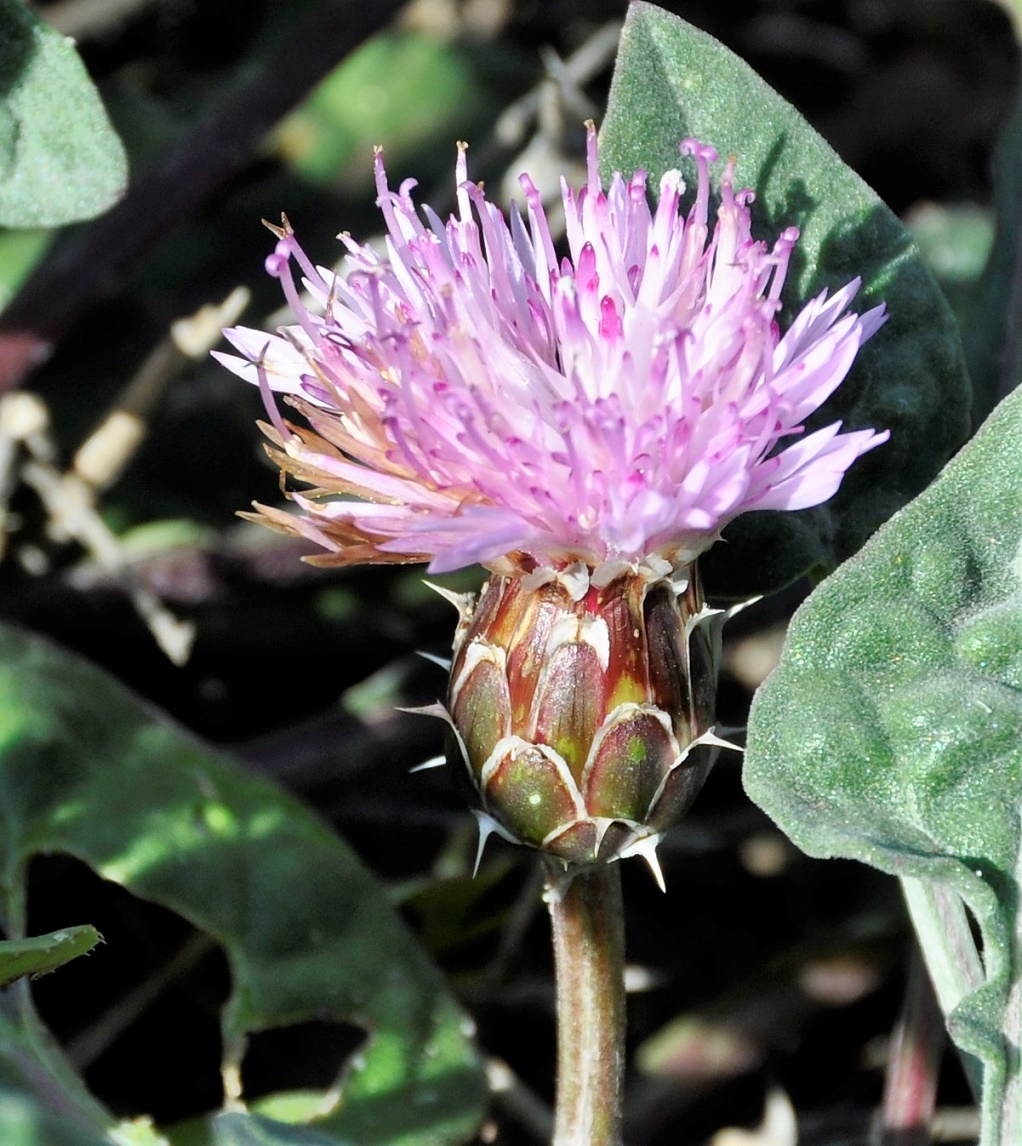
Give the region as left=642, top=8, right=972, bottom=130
left=222, top=115, right=892, bottom=1146
left=546, top=860, right=626, bottom=1146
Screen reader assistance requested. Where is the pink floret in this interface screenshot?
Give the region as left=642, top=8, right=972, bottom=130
left=217, top=123, right=888, bottom=574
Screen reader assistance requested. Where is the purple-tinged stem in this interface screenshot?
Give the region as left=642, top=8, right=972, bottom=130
left=880, top=947, right=945, bottom=1146
left=545, top=860, right=626, bottom=1146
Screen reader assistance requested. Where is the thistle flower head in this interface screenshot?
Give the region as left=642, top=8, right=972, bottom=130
left=219, top=125, right=890, bottom=873
left=216, top=123, right=888, bottom=582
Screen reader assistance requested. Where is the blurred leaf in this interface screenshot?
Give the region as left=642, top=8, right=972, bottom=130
left=0, top=622, right=486, bottom=1145
left=0, top=0, right=127, bottom=227
left=903, top=201, right=994, bottom=343
left=274, top=32, right=506, bottom=189
left=907, top=204, right=994, bottom=285
left=2, top=981, right=125, bottom=1146
left=114, top=520, right=217, bottom=555
left=0, top=226, right=51, bottom=310
left=0, top=1009, right=117, bottom=1146
left=401, top=866, right=517, bottom=960
left=601, top=2, right=971, bottom=598
left=0, top=926, right=102, bottom=987
left=990, top=0, right=1022, bottom=36
left=962, top=84, right=1022, bottom=427
left=212, top=1112, right=351, bottom=1146
left=744, top=385, right=1022, bottom=1143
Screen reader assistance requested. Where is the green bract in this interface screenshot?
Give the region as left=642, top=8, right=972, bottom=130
left=601, top=2, right=972, bottom=597
left=445, top=567, right=723, bottom=880
left=745, top=385, right=1022, bottom=1144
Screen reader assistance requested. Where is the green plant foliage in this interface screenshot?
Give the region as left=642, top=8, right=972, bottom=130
left=0, top=226, right=51, bottom=309
left=0, top=1006, right=119, bottom=1146
left=274, top=33, right=483, bottom=188
left=906, top=202, right=994, bottom=325
left=908, top=205, right=994, bottom=292
left=0, top=926, right=102, bottom=987
left=0, top=623, right=487, bottom=1146
left=212, top=1112, right=352, bottom=1146
left=600, top=1, right=972, bottom=598
left=744, top=385, right=1022, bottom=1143
left=0, top=0, right=127, bottom=227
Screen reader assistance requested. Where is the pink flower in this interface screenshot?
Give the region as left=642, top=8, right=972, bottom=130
left=216, top=122, right=887, bottom=579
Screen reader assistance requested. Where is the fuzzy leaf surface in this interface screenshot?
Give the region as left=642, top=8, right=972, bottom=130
left=601, top=2, right=971, bottom=597
left=0, top=622, right=486, bottom=1146
left=0, top=0, right=127, bottom=226
left=744, top=386, right=1022, bottom=1141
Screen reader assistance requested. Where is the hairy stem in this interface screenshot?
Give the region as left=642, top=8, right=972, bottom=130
left=545, top=861, right=626, bottom=1146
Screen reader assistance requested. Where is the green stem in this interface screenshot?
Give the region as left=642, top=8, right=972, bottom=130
left=544, top=860, right=626, bottom=1146
left=900, top=876, right=984, bottom=1100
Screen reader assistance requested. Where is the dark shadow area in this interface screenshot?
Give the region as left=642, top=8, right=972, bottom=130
left=27, top=852, right=229, bottom=1125
left=240, top=1020, right=367, bottom=1103
left=0, top=1, right=34, bottom=107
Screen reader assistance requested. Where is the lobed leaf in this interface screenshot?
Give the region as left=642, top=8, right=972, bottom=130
left=601, top=2, right=972, bottom=597
left=0, top=622, right=486, bottom=1146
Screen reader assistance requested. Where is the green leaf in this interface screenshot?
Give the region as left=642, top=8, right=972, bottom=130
left=212, top=1112, right=352, bottom=1146
left=601, top=2, right=972, bottom=597
left=274, top=33, right=483, bottom=187
left=0, top=622, right=486, bottom=1146
left=744, top=385, right=1022, bottom=1143
left=0, top=1006, right=118, bottom=1146
left=0, top=0, right=127, bottom=227
left=0, top=926, right=102, bottom=987
left=0, top=226, right=52, bottom=310
left=907, top=204, right=994, bottom=294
